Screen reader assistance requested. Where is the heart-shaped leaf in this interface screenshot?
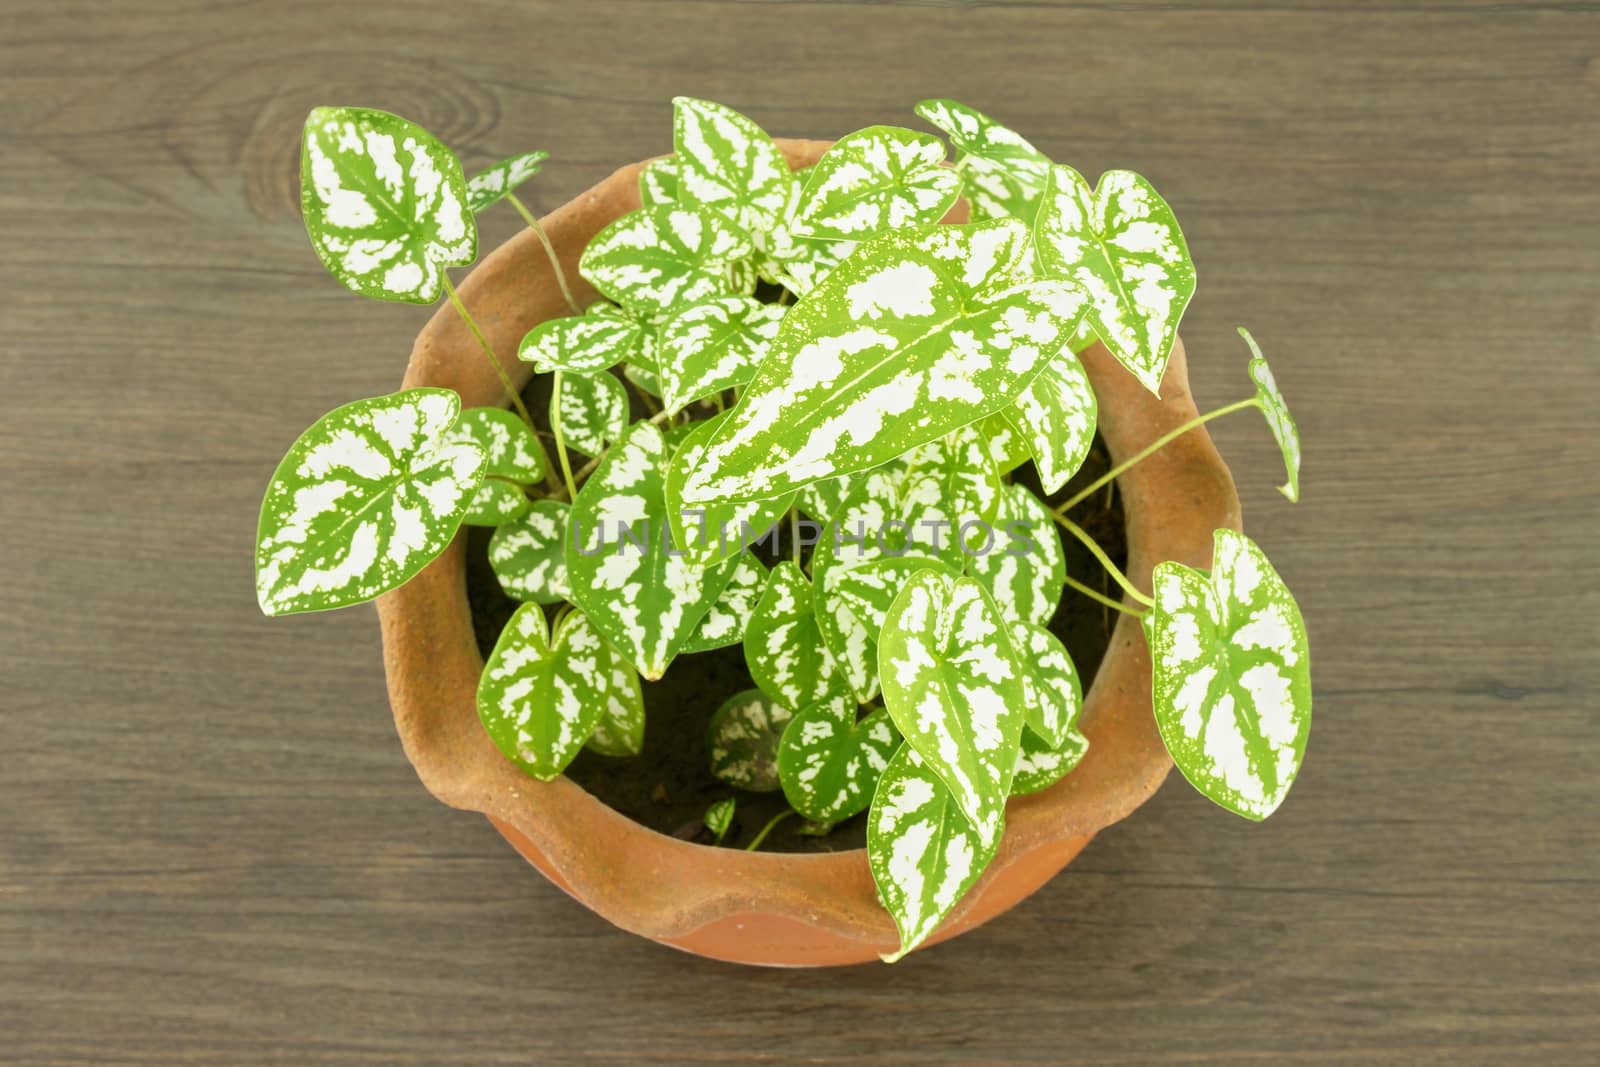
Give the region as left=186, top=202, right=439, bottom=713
left=300, top=107, right=476, bottom=304
left=579, top=204, right=753, bottom=319
left=703, top=797, right=736, bottom=844
left=682, top=552, right=767, bottom=654
left=878, top=570, right=1028, bottom=842
left=914, top=99, right=1051, bottom=222
left=657, top=296, right=786, bottom=414
left=488, top=499, right=571, bottom=604
left=899, top=425, right=1004, bottom=560
left=476, top=604, right=643, bottom=780
left=448, top=407, right=545, bottom=483
left=964, top=483, right=1064, bottom=629
left=679, top=220, right=1089, bottom=507
left=869, top=745, right=1001, bottom=962
left=1005, top=352, right=1098, bottom=493
left=1011, top=727, right=1090, bottom=796
left=673, top=97, right=797, bottom=239
left=792, top=126, right=961, bottom=243
left=778, top=694, right=899, bottom=823
left=461, top=477, right=530, bottom=527
left=1034, top=165, right=1196, bottom=395
left=553, top=370, right=628, bottom=457
left=639, top=156, right=679, bottom=208
left=707, top=689, right=793, bottom=792
left=744, top=561, right=843, bottom=710
left=519, top=310, right=646, bottom=374
left=466, top=150, right=549, bottom=213
left=586, top=651, right=647, bottom=759
left=795, top=458, right=908, bottom=525
left=665, top=411, right=795, bottom=566
left=1144, top=529, right=1312, bottom=820
left=256, top=389, right=484, bottom=616
left=567, top=422, right=742, bottom=679
left=1239, top=327, right=1301, bottom=503
left=1010, top=621, right=1082, bottom=749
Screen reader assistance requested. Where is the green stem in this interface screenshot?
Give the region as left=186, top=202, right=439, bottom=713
left=441, top=273, right=540, bottom=432
left=1054, top=397, right=1260, bottom=516
left=790, top=509, right=801, bottom=566
left=549, top=371, right=581, bottom=501
left=1063, top=573, right=1144, bottom=617
left=507, top=193, right=581, bottom=315
left=745, top=810, right=794, bottom=852
left=1052, top=513, right=1155, bottom=608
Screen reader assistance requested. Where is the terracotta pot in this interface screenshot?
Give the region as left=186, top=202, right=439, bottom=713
left=377, top=139, right=1241, bottom=967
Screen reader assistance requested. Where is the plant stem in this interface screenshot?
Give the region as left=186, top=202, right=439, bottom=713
left=507, top=193, right=581, bottom=315
left=441, top=273, right=540, bottom=432
left=1063, top=573, right=1144, bottom=617
left=745, top=810, right=794, bottom=852
left=549, top=370, right=581, bottom=501
left=1053, top=397, right=1261, bottom=516
left=1052, top=513, right=1155, bottom=608
left=790, top=509, right=801, bottom=566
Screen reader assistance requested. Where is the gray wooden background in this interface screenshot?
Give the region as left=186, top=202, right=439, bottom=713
left=2, top=1, right=1596, bottom=1063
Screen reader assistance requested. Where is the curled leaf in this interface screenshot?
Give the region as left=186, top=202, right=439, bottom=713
left=1239, top=327, right=1301, bottom=503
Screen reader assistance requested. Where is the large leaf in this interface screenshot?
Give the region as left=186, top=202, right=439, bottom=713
left=567, top=422, right=742, bottom=679
left=964, top=483, right=1065, bottom=629
left=1005, top=352, right=1098, bottom=494
left=673, top=97, right=797, bottom=239
left=682, top=552, right=767, bottom=654
left=579, top=204, right=753, bottom=319
left=665, top=411, right=795, bottom=566
left=778, top=694, right=899, bottom=824
left=519, top=311, right=645, bottom=374
left=553, top=370, right=628, bottom=457
left=476, top=605, right=642, bottom=780
left=1144, top=529, right=1312, bottom=820
left=707, top=689, right=793, bottom=792
left=300, top=107, right=476, bottom=304
left=743, top=561, right=842, bottom=710
left=256, top=389, right=484, bottom=616
left=1033, top=165, right=1196, bottom=395
left=1239, top=327, right=1302, bottom=503
left=657, top=296, right=786, bottom=415
left=488, top=499, right=571, bottom=604
left=1010, top=621, right=1082, bottom=749
left=792, top=126, right=961, bottom=243
left=466, top=150, right=548, bottom=213
left=914, top=99, right=1051, bottom=222
left=869, top=745, right=1001, bottom=962
left=877, top=570, right=1028, bottom=842
left=679, top=220, right=1089, bottom=507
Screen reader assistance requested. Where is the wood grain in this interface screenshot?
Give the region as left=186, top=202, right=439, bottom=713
left=1, top=1, right=1596, bottom=1063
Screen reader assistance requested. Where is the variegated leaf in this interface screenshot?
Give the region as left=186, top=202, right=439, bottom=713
left=579, top=204, right=753, bottom=319
left=657, top=296, right=786, bottom=414
left=1239, top=327, right=1302, bottom=503
left=707, top=689, right=793, bottom=792
left=1145, top=529, right=1312, bottom=820
left=792, top=126, right=961, bottom=243
left=448, top=407, right=545, bottom=482
left=488, top=499, right=571, bottom=604
left=567, top=422, right=742, bottom=679
left=256, top=389, right=484, bottom=616
left=682, top=552, right=767, bottom=654
left=476, top=605, right=641, bottom=781
left=1005, top=352, right=1098, bottom=493
left=914, top=99, right=1051, bottom=222
left=679, top=220, right=1089, bottom=507
left=299, top=107, right=475, bottom=304
left=466, top=150, right=548, bottom=213
left=869, top=745, right=1001, bottom=962
left=795, top=458, right=908, bottom=525
left=1011, top=728, right=1090, bottom=796
left=639, top=155, right=679, bottom=207
left=900, top=425, right=1004, bottom=559
left=1034, top=165, right=1196, bottom=395
left=778, top=694, right=899, bottom=824
left=743, top=561, right=843, bottom=710
left=773, top=233, right=853, bottom=297
left=1010, top=621, right=1082, bottom=749
left=586, top=649, right=647, bottom=758
left=461, top=477, right=530, bottom=527
left=964, top=483, right=1064, bottom=629
left=980, top=413, right=1030, bottom=474
left=673, top=97, right=797, bottom=239
left=704, top=797, right=736, bottom=844
left=518, top=310, right=645, bottom=374
left=665, top=411, right=795, bottom=566
left=553, top=370, right=628, bottom=456
left=878, top=570, right=1028, bottom=842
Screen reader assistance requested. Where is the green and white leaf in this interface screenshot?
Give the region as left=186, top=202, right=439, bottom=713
left=657, top=296, right=786, bottom=414
left=679, top=220, right=1089, bottom=507
left=300, top=107, right=476, bottom=304
left=795, top=458, right=907, bottom=525
left=1240, top=327, right=1301, bottom=503
left=914, top=99, right=1051, bottom=222
left=778, top=694, right=899, bottom=824
left=256, top=389, right=485, bottom=616
left=448, top=406, right=545, bottom=482
left=869, top=745, right=1001, bottom=962
left=673, top=97, right=797, bottom=239
left=1010, top=620, right=1082, bottom=749
left=579, top=204, right=753, bottom=319
left=586, top=649, right=647, bottom=758
left=744, top=561, right=843, bottom=710
left=665, top=411, right=795, bottom=566
left=1005, top=352, right=1097, bottom=493
left=900, top=425, right=1003, bottom=559
left=1144, top=528, right=1312, bottom=820
left=964, top=483, right=1064, bottom=629
left=567, top=422, right=741, bottom=679
left=461, top=477, right=530, bottom=526
left=1011, top=727, right=1090, bottom=796
left=466, top=150, right=548, bottom=213
left=682, top=552, right=767, bottom=654
left=639, top=156, right=679, bottom=207
left=707, top=689, right=793, bottom=792
left=1034, top=165, right=1196, bottom=395
left=792, top=126, right=961, bottom=242
left=553, top=370, right=628, bottom=456
left=488, top=499, right=571, bottom=604
left=704, top=797, right=735, bottom=844
left=476, top=605, right=641, bottom=780
left=878, top=570, right=1027, bottom=842
left=980, top=413, right=1030, bottom=475
left=519, top=311, right=645, bottom=374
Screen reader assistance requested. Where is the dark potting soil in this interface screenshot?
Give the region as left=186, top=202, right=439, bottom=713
left=465, top=419, right=1128, bottom=855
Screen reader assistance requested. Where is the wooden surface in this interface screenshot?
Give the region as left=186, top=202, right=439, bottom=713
left=2, top=1, right=1597, bottom=1063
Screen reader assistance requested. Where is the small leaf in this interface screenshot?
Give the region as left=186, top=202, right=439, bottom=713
left=639, top=156, right=679, bottom=207
left=707, top=689, right=793, bottom=792
left=979, top=414, right=1029, bottom=475
left=586, top=650, right=647, bottom=758
left=300, top=107, right=475, bottom=304
left=682, top=552, right=768, bottom=654
left=579, top=204, right=753, bottom=319
left=869, top=745, right=1001, bottom=962
left=476, top=605, right=640, bottom=780
left=461, top=477, right=531, bottom=527
left=1010, top=728, right=1090, bottom=796
left=553, top=370, right=629, bottom=456
left=878, top=570, right=1028, bottom=843
left=704, top=797, right=736, bottom=844
left=743, top=561, right=843, bottom=710
left=657, top=296, right=786, bottom=415
left=665, top=411, right=795, bottom=566
left=256, top=389, right=484, bottom=616
left=963, top=483, right=1064, bottom=629
left=899, top=425, right=1004, bottom=560
left=1010, top=621, right=1081, bottom=749
left=1004, top=353, right=1098, bottom=494
left=792, top=126, right=961, bottom=242
left=778, top=694, right=899, bottom=823
left=914, top=99, right=1051, bottom=222
left=466, top=150, right=549, bottom=213
left=519, top=311, right=645, bottom=374
left=1034, top=165, right=1197, bottom=395
left=795, top=459, right=909, bottom=525
left=488, top=499, right=571, bottom=604
left=1239, top=327, right=1301, bottom=503
left=1144, top=529, right=1312, bottom=820
left=673, top=97, right=797, bottom=238
left=448, top=407, right=545, bottom=483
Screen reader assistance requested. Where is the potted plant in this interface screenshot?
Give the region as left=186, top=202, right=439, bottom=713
left=257, top=98, right=1311, bottom=965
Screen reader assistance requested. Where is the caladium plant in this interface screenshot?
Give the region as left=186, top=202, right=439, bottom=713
left=258, top=98, right=1313, bottom=963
